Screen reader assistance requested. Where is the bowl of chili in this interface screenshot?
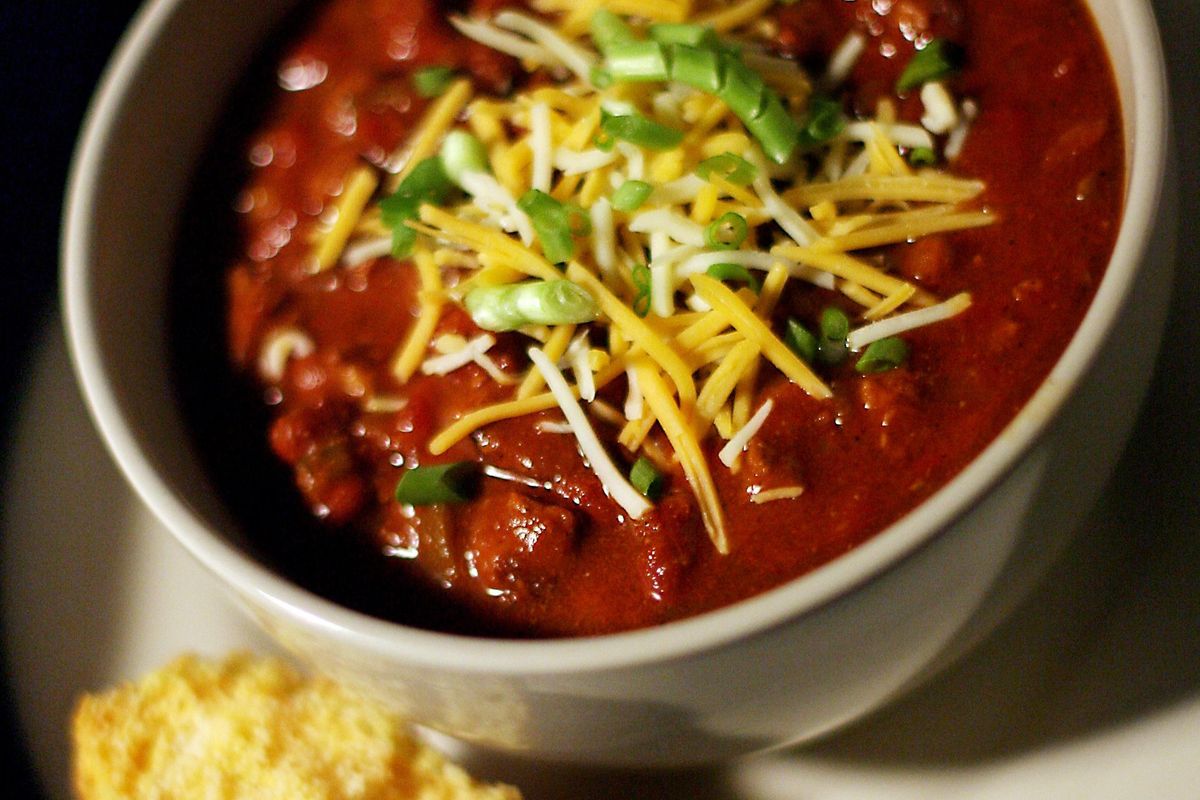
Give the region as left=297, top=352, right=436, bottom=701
left=63, top=0, right=1171, bottom=764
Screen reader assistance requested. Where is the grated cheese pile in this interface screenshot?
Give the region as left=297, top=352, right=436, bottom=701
left=290, top=0, right=994, bottom=554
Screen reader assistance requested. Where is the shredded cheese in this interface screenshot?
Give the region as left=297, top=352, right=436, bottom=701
left=259, top=328, right=314, bottom=383
left=847, top=292, right=973, bottom=350
left=386, top=79, right=472, bottom=189
left=635, top=360, right=728, bottom=553
left=316, top=3, right=1005, bottom=556
left=750, top=485, right=804, bottom=504
left=719, top=398, right=773, bottom=468
left=567, top=264, right=698, bottom=408
left=421, top=334, right=497, bottom=375
left=691, top=275, right=831, bottom=400
left=391, top=249, right=444, bottom=382
left=528, top=347, right=650, bottom=519
left=313, top=166, right=379, bottom=271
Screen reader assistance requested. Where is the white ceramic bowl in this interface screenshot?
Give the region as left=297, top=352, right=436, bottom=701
left=63, top=0, right=1171, bottom=766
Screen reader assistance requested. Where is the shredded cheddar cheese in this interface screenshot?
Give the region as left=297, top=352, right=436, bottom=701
left=312, top=0, right=996, bottom=554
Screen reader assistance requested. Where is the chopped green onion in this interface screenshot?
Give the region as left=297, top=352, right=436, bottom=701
left=590, top=9, right=635, bottom=53
left=612, top=179, right=654, bottom=211
left=605, top=40, right=671, bottom=82
left=395, top=462, right=479, bottom=505
left=896, top=39, right=963, bottom=93
left=817, top=306, right=851, bottom=365
left=908, top=146, right=938, bottom=166
left=784, top=318, right=818, bottom=364
left=706, top=263, right=760, bottom=292
left=517, top=189, right=580, bottom=263
left=590, top=65, right=614, bottom=88
left=668, top=44, right=723, bottom=92
left=600, top=112, right=684, bottom=150
left=631, top=264, right=652, bottom=317
left=855, top=336, right=909, bottom=373
left=746, top=93, right=800, bottom=164
left=704, top=212, right=749, bottom=250
left=648, top=22, right=717, bottom=48
left=464, top=280, right=599, bottom=331
left=412, top=65, right=457, bottom=98
left=438, top=130, right=489, bottom=187
left=696, top=152, right=757, bottom=186
left=378, top=156, right=454, bottom=257
left=797, top=95, right=845, bottom=149
left=629, top=455, right=664, bottom=500
left=717, top=55, right=767, bottom=120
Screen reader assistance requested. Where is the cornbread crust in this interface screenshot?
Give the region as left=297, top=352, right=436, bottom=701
left=71, top=653, right=521, bottom=800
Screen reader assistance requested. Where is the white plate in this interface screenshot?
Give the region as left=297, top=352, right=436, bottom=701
left=7, top=0, right=1198, bottom=794
left=5, top=268, right=1199, bottom=800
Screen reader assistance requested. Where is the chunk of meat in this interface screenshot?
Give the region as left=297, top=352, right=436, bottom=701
left=461, top=491, right=579, bottom=601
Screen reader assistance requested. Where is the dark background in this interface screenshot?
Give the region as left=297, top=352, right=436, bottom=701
left=1, top=3, right=143, bottom=797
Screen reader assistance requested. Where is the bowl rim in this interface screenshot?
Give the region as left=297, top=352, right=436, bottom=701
left=62, top=0, right=1169, bottom=674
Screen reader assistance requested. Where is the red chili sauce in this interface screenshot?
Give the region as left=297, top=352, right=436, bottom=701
left=174, top=0, right=1124, bottom=637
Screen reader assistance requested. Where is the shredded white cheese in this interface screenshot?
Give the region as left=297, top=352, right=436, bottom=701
left=920, top=81, right=959, bottom=135
left=449, top=16, right=552, bottom=65
left=493, top=10, right=597, bottom=83
left=615, top=142, right=645, bottom=181
left=535, top=418, right=575, bottom=434
left=944, top=98, right=979, bottom=162
left=554, top=146, right=617, bottom=175
left=823, top=32, right=866, bottom=88
left=846, top=292, right=973, bottom=350
left=259, top=328, right=315, bottom=382
left=460, top=170, right=535, bottom=245
left=528, top=346, right=650, bottom=519
left=589, top=197, right=616, bottom=275
left=529, top=101, right=553, bottom=192
left=719, top=398, right=774, bottom=468
left=340, top=235, right=393, bottom=267
left=629, top=208, right=706, bottom=247
left=421, top=333, right=496, bottom=375
left=623, top=365, right=644, bottom=421
left=842, top=121, right=935, bottom=151
left=564, top=332, right=596, bottom=401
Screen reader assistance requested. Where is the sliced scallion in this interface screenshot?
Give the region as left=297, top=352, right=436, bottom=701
left=631, top=264, right=652, bottom=317
left=518, top=189, right=580, bottom=263
left=717, top=55, right=767, bottom=120
left=704, top=212, right=749, bottom=251
left=438, top=130, right=489, bottom=187
left=464, top=280, right=599, bottom=331
left=590, top=65, right=615, bottom=88
left=599, top=112, right=684, bottom=150
left=648, top=22, right=717, bottom=48
left=908, top=146, right=938, bottom=166
left=612, top=179, right=654, bottom=211
left=896, top=39, right=963, bottom=93
left=797, top=95, right=845, bottom=149
left=412, top=65, right=458, bottom=98
left=855, top=336, right=909, bottom=373
left=395, top=462, right=479, bottom=505
left=818, top=306, right=851, bottom=365
left=696, top=152, right=757, bottom=186
left=378, top=156, right=454, bottom=257
left=784, top=318, right=818, bottom=364
left=590, top=9, right=635, bottom=54
left=746, top=93, right=800, bottom=164
left=630, top=455, right=664, bottom=500
left=668, top=44, right=723, bottom=92
left=605, top=40, right=671, bottom=82
left=706, top=263, right=760, bottom=292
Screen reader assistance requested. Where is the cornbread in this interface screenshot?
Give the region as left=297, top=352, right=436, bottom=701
left=71, top=653, right=521, bottom=800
